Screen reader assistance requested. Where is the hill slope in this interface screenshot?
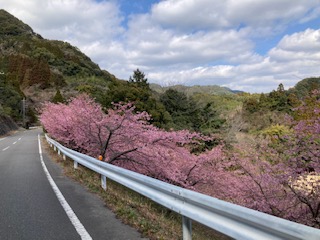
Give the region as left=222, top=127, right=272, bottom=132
left=0, top=9, right=114, bottom=95
left=0, top=9, right=116, bottom=126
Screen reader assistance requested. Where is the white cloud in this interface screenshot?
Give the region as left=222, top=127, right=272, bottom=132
left=227, top=0, right=317, bottom=27
left=148, top=27, right=320, bottom=92
left=270, top=29, right=320, bottom=54
left=1, top=0, right=320, bottom=92
left=151, top=0, right=230, bottom=30
left=151, top=0, right=320, bottom=31
left=125, top=28, right=254, bottom=67
left=1, top=0, right=124, bottom=45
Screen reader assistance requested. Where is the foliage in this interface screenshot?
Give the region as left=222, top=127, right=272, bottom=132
left=129, top=68, right=149, bottom=89
left=220, top=93, right=320, bottom=227
left=104, top=75, right=171, bottom=128
left=150, top=83, right=235, bottom=96
left=104, top=79, right=150, bottom=107
left=242, top=95, right=260, bottom=114
left=0, top=9, right=113, bottom=92
left=0, top=9, right=35, bottom=37
left=10, top=55, right=48, bottom=87
left=0, top=73, right=23, bottom=120
left=191, top=93, right=244, bottom=143
left=52, top=89, right=65, bottom=103
left=40, top=94, right=224, bottom=188
left=0, top=9, right=116, bottom=125
left=243, top=84, right=293, bottom=114
left=159, top=89, right=226, bottom=133
left=160, top=89, right=196, bottom=130
left=240, top=84, right=304, bottom=133
left=290, top=77, right=320, bottom=99
left=260, top=124, right=292, bottom=142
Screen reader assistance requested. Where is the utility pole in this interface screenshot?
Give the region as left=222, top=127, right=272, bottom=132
left=22, top=98, right=26, bottom=128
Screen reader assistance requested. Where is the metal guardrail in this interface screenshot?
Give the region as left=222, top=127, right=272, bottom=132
left=45, top=134, right=320, bottom=240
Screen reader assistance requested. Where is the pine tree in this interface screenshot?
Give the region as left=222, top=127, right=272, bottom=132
left=129, top=68, right=149, bottom=89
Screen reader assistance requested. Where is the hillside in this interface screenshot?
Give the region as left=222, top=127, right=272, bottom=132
left=0, top=9, right=116, bottom=127
left=0, top=11, right=113, bottom=78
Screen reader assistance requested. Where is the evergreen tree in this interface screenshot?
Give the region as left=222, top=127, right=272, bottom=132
left=52, top=89, right=65, bottom=103
left=129, top=68, right=149, bottom=89
left=104, top=77, right=171, bottom=128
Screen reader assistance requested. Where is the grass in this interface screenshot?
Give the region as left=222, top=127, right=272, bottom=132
left=42, top=136, right=231, bottom=240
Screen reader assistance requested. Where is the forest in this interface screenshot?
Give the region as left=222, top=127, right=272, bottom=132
left=40, top=70, right=320, bottom=228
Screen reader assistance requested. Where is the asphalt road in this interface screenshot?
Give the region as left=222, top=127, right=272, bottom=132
left=0, top=128, right=146, bottom=240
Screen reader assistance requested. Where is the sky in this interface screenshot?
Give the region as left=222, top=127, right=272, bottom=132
left=1, top=0, right=320, bottom=93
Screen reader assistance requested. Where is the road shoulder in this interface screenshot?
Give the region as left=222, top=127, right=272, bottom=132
left=40, top=133, right=147, bottom=240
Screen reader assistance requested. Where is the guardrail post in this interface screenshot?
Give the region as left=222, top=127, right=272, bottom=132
left=54, top=146, right=56, bottom=151
left=63, top=154, right=66, bottom=160
left=58, top=149, right=61, bottom=155
left=74, top=161, right=78, bottom=169
left=182, top=216, right=192, bottom=240
left=101, top=175, right=107, bottom=190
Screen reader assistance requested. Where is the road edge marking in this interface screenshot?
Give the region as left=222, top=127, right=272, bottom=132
left=38, top=134, right=92, bottom=240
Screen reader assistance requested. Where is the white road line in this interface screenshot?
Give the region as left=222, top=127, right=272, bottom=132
left=13, top=141, right=17, bottom=145
left=2, top=146, right=10, bottom=151
left=18, top=138, right=22, bottom=141
left=0, top=137, right=7, bottom=141
left=37, top=134, right=92, bottom=240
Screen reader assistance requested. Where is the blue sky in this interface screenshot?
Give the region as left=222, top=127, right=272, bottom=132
left=1, top=0, right=320, bottom=93
left=118, top=0, right=158, bottom=15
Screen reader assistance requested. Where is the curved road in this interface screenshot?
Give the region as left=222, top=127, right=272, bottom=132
left=0, top=128, right=146, bottom=240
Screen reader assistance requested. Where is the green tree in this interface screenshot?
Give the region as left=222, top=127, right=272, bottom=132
left=198, top=103, right=226, bottom=134
left=243, top=97, right=260, bottom=113
left=292, top=77, right=320, bottom=99
left=129, top=68, right=149, bottom=89
left=268, top=84, right=290, bottom=112
left=0, top=74, right=23, bottom=120
left=277, top=83, right=285, bottom=92
left=104, top=78, right=171, bottom=128
left=259, top=93, right=270, bottom=110
left=160, top=89, right=203, bottom=131
left=52, top=89, right=65, bottom=103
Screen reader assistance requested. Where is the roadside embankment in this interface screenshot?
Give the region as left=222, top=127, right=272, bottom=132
left=0, top=115, right=18, bottom=136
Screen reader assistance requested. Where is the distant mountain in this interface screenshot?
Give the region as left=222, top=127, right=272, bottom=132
left=222, top=87, right=244, bottom=94
left=150, top=83, right=236, bottom=96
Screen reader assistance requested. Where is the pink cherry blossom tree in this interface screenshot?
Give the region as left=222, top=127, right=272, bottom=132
left=40, top=94, right=224, bottom=188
